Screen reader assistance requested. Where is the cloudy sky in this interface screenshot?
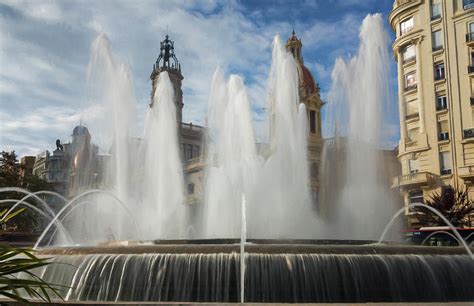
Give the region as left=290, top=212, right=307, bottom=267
left=0, top=0, right=398, bottom=157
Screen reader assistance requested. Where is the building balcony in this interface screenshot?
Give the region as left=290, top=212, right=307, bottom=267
left=467, top=33, right=474, bottom=46
left=464, top=128, right=474, bottom=139
left=392, top=172, right=437, bottom=189
left=459, top=165, right=474, bottom=181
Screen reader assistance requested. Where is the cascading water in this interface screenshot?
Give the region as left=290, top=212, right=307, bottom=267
left=320, top=14, right=400, bottom=240
left=30, top=248, right=474, bottom=303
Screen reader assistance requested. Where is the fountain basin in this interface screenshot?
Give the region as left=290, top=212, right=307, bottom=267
left=31, top=241, right=474, bottom=303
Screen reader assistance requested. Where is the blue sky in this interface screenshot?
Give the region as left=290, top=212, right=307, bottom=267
left=0, top=0, right=398, bottom=157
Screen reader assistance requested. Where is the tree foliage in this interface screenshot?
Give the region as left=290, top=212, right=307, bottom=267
left=0, top=150, right=54, bottom=232
left=415, top=187, right=474, bottom=228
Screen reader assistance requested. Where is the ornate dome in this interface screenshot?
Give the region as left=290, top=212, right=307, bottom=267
left=299, top=64, right=318, bottom=95
left=72, top=125, right=90, bottom=136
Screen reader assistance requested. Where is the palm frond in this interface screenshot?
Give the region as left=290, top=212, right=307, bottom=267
left=0, top=243, right=64, bottom=303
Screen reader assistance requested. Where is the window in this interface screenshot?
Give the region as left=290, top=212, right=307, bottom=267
left=402, top=45, right=416, bottom=62
left=434, top=62, right=445, bottom=80
left=192, top=145, right=200, bottom=158
left=187, top=183, right=194, bottom=195
left=400, top=17, right=414, bottom=35
left=310, top=110, right=316, bottom=133
left=468, top=23, right=474, bottom=42
left=436, top=95, right=447, bottom=110
left=409, top=190, right=424, bottom=204
left=185, top=144, right=193, bottom=160
left=440, top=151, right=452, bottom=175
left=438, top=121, right=449, bottom=141
left=431, top=0, right=441, bottom=20
left=464, top=0, right=474, bottom=10
left=432, top=30, right=443, bottom=51
left=405, top=72, right=417, bottom=90
left=409, top=159, right=419, bottom=174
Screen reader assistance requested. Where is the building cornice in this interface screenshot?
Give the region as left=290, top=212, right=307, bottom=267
left=392, top=29, right=424, bottom=56
left=388, top=0, right=423, bottom=31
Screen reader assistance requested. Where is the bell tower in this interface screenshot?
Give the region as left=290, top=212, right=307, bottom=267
left=150, top=34, right=184, bottom=124
left=286, top=30, right=325, bottom=203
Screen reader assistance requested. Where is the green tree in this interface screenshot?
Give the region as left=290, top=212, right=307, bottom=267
left=415, top=187, right=474, bottom=228
left=0, top=150, right=54, bottom=232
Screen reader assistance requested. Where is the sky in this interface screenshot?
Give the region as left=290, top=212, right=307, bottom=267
left=0, top=0, right=398, bottom=157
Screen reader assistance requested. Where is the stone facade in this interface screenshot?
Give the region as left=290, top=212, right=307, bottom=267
left=389, top=0, right=474, bottom=227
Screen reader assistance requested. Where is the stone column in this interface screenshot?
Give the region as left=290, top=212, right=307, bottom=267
left=415, top=38, right=425, bottom=133
left=397, top=50, right=408, bottom=143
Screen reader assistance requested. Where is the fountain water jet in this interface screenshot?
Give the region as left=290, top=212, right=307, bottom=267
left=321, top=14, right=399, bottom=240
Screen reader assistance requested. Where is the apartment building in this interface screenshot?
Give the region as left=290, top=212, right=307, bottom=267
left=389, top=0, right=474, bottom=227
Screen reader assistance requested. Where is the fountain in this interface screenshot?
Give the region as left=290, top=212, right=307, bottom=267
left=2, top=14, right=473, bottom=304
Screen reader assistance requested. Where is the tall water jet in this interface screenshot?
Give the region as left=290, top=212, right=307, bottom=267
left=55, top=33, right=139, bottom=245
left=321, top=14, right=399, bottom=240
left=249, top=35, right=312, bottom=238
left=141, top=71, right=185, bottom=239
left=39, top=33, right=187, bottom=245
left=203, top=69, right=259, bottom=238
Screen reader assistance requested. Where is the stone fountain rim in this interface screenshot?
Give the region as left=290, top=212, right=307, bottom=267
left=36, top=239, right=473, bottom=256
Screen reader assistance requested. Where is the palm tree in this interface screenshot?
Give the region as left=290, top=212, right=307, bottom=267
left=0, top=244, right=63, bottom=303
left=415, top=187, right=474, bottom=228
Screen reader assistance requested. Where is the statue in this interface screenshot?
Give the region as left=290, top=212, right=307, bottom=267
left=56, top=139, right=64, bottom=151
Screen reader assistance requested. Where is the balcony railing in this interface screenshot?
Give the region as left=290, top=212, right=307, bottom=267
left=467, top=32, right=474, bottom=43
left=438, top=132, right=449, bottom=141
left=440, top=169, right=452, bottom=176
left=405, top=84, right=417, bottom=92
left=464, top=128, right=474, bottom=139
left=392, top=172, right=437, bottom=188
left=468, top=65, right=474, bottom=74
